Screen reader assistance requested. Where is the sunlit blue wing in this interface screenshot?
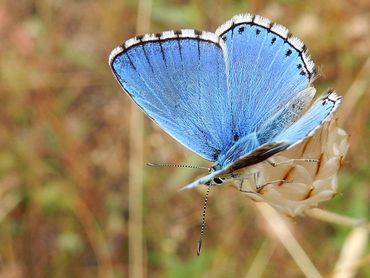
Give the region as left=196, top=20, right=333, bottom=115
left=273, top=91, right=341, bottom=144
left=109, top=14, right=344, bottom=191
left=109, top=30, right=233, bottom=161
left=215, top=14, right=317, bottom=139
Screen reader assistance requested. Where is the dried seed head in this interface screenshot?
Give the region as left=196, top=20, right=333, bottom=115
left=234, top=118, right=349, bottom=217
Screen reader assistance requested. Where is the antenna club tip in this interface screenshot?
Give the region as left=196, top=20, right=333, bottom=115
left=196, top=239, right=202, bottom=256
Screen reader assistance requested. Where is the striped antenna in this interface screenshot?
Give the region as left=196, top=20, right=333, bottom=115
left=146, top=162, right=210, bottom=171
left=197, top=185, right=211, bottom=256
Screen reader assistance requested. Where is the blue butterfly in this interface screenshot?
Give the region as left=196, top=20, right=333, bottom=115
left=109, top=14, right=341, bottom=190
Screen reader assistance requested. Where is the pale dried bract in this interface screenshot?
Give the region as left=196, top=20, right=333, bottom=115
left=232, top=118, right=349, bottom=217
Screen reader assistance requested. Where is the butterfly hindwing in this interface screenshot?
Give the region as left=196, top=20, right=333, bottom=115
left=256, top=86, right=316, bottom=144
left=110, top=30, right=233, bottom=161
left=221, top=91, right=341, bottom=176
left=274, top=91, right=341, bottom=145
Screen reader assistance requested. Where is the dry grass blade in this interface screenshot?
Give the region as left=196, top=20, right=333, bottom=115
left=332, top=226, right=369, bottom=278
left=73, top=199, right=113, bottom=278
left=128, top=1, right=152, bottom=278
left=255, top=203, right=322, bottom=278
left=305, top=208, right=370, bottom=229
left=0, top=195, right=20, bottom=224
left=244, top=239, right=276, bottom=278
left=338, top=56, right=370, bottom=126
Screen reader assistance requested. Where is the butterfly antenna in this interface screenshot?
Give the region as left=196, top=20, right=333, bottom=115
left=197, top=185, right=211, bottom=256
left=146, top=162, right=210, bottom=171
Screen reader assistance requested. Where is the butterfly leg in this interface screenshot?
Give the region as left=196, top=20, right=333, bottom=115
left=238, top=172, right=260, bottom=194
left=267, top=158, right=318, bottom=167
left=238, top=170, right=291, bottom=194
left=255, top=179, right=292, bottom=192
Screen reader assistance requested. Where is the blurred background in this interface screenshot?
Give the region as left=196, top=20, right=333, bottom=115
left=0, top=0, right=369, bottom=277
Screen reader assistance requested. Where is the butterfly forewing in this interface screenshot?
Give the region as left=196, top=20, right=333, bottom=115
left=216, top=14, right=316, bottom=141
left=110, top=31, right=233, bottom=161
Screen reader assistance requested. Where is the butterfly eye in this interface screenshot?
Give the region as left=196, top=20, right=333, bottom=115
left=213, top=177, right=224, bottom=184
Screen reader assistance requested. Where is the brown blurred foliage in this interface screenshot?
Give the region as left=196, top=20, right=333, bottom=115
left=0, top=0, right=369, bottom=277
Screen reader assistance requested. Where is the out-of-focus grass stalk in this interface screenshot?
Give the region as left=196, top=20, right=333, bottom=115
left=338, top=56, right=370, bottom=125
left=35, top=95, right=114, bottom=277
left=73, top=199, right=112, bottom=278
left=244, top=239, right=276, bottom=278
left=255, top=203, right=322, bottom=278
left=306, top=209, right=369, bottom=277
left=305, top=208, right=370, bottom=229
left=128, top=1, right=152, bottom=278
left=332, top=226, right=369, bottom=278
left=0, top=194, right=20, bottom=224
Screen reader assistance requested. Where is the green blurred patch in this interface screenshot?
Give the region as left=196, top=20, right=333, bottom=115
left=33, top=180, right=76, bottom=214
left=162, top=252, right=211, bottom=278
left=57, top=231, right=84, bottom=253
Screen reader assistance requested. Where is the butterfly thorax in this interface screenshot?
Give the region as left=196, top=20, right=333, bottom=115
left=212, top=132, right=260, bottom=171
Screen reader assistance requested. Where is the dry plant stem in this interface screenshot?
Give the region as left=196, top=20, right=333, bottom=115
left=128, top=1, right=152, bottom=278
left=255, top=203, right=322, bottom=278
left=0, top=195, right=20, bottom=224
left=34, top=95, right=114, bottom=276
left=332, top=226, right=369, bottom=278
left=338, top=56, right=370, bottom=125
left=74, top=199, right=112, bottom=278
left=305, top=208, right=370, bottom=230
left=244, top=239, right=276, bottom=278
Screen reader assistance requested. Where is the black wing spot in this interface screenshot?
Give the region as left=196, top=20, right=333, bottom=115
left=285, top=49, right=292, bottom=57
left=136, top=35, right=144, bottom=41
left=268, top=22, right=274, bottom=32
left=194, top=29, right=202, bottom=36
left=174, top=30, right=182, bottom=36
left=256, top=29, right=261, bottom=36
left=222, top=35, right=227, bottom=41
left=297, top=64, right=302, bottom=69
left=233, top=133, right=239, bottom=141
left=212, top=150, right=221, bottom=160
left=300, top=70, right=306, bottom=76
left=238, top=26, right=245, bottom=34
left=271, top=37, right=277, bottom=45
